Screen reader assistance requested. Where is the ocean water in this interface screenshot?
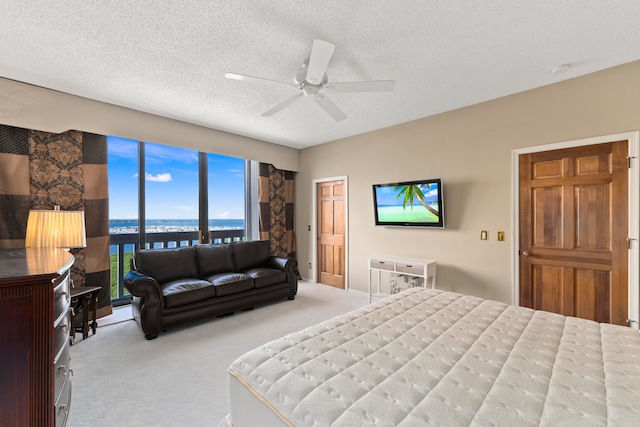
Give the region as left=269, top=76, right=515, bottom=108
left=109, top=219, right=245, bottom=255
left=109, top=219, right=244, bottom=234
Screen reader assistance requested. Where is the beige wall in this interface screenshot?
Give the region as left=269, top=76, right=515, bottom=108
left=0, top=77, right=299, bottom=171
left=297, top=61, right=640, bottom=303
left=3, top=61, right=639, bottom=303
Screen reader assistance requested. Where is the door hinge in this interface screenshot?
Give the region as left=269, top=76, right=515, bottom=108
left=628, top=156, right=637, bottom=168
left=628, top=237, right=637, bottom=249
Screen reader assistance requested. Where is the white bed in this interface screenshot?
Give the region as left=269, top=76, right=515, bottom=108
left=227, top=288, right=640, bottom=426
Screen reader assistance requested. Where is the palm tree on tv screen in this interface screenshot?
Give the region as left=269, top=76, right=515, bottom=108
left=394, top=184, right=439, bottom=216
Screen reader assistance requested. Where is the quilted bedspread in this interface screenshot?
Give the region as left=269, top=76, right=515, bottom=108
left=228, top=288, right=640, bottom=426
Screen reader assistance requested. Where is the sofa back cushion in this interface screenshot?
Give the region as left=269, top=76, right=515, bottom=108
left=232, top=240, right=271, bottom=271
left=134, top=246, right=198, bottom=283
left=195, top=244, right=235, bottom=276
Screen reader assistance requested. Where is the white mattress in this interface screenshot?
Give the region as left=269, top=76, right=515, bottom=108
left=228, top=288, right=640, bottom=426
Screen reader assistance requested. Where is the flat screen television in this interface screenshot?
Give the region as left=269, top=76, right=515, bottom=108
left=373, top=178, right=444, bottom=228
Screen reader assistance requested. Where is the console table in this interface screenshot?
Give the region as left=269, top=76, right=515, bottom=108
left=368, top=255, right=437, bottom=302
left=70, top=286, right=100, bottom=343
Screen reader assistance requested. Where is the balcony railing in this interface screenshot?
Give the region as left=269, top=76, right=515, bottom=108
left=109, top=229, right=245, bottom=306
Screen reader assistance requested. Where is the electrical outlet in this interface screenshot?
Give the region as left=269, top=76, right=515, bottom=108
left=481, top=230, right=488, bottom=240
left=308, top=262, right=312, bottom=269
left=497, top=231, right=505, bottom=241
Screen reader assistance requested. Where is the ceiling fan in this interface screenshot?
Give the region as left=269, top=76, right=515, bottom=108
left=225, top=39, right=395, bottom=122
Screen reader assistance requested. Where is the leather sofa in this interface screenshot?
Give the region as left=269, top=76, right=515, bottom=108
left=123, top=240, right=298, bottom=339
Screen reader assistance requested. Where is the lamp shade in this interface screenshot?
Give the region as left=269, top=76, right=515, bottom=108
left=25, top=207, right=87, bottom=250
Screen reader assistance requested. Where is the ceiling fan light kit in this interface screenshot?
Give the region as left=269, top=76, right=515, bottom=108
left=225, top=39, right=395, bottom=122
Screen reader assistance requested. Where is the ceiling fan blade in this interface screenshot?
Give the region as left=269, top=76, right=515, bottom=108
left=324, top=80, right=395, bottom=93
left=262, top=93, right=304, bottom=117
left=314, top=94, right=347, bottom=122
left=306, top=40, right=335, bottom=85
left=225, top=73, right=298, bottom=89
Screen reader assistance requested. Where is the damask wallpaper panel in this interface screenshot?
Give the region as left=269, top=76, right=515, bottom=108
left=29, top=130, right=86, bottom=289
left=29, top=130, right=84, bottom=211
left=258, top=163, right=296, bottom=259
left=0, top=124, right=112, bottom=316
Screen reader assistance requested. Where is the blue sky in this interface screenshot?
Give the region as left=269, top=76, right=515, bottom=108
left=108, top=136, right=245, bottom=220
left=375, top=183, right=440, bottom=206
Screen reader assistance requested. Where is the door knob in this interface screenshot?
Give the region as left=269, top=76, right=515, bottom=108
left=522, top=250, right=532, bottom=257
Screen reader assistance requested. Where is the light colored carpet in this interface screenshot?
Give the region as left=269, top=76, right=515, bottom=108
left=68, top=281, right=369, bottom=427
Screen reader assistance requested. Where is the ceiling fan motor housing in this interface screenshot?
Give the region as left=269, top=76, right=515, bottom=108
left=295, top=60, right=327, bottom=95
left=302, top=82, right=320, bottom=96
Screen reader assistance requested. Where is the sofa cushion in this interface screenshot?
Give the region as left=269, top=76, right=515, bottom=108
left=243, top=267, right=286, bottom=288
left=205, top=272, right=254, bottom=296
left=160, top=278, right=216, bottom=308
left=195, top=244, right=235, bottom=276
left=232, top=240, right=271, bottom=271
left=134, top=247, right=198, bottom=284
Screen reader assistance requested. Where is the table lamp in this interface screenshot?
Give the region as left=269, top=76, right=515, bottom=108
left=25, top=205, right=87, bottom=251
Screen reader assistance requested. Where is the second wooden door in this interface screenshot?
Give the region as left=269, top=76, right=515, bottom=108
left=317, top=180, right=345, bottom=288
left=519, top=141, right=628, bottom=325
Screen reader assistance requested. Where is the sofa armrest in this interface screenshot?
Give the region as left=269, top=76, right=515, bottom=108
left=124, top=270, right=164, bottom=339
left=268, top=255, right=293, bottom=271
left=124, top=270, right=163, bottom=302
left=268, top=256, right=298, bottom=295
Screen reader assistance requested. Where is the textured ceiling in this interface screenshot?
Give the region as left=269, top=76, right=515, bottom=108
left=1, top=1, right=640, bottom=149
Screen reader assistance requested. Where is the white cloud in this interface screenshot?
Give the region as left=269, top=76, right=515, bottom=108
left=145, top=173, right=172, bottom=182
left=216, top=211, right=231, bottom=219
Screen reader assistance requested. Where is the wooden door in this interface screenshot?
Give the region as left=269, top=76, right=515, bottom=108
left=519, top=141, right=628, bottom=325
left=317, top=180, right=345, bottom=288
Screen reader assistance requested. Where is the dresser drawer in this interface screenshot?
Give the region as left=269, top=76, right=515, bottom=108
left=54, top=310, right=71, bottom=357
left=55, top=373, right=72, bottom=427
left=54, top=339, right=71, bottom=402
left=396, top=263, right=424, bottom=275
left=370, top=260, right=394, bottom=271
left=54, top=273, right=70, bottom=319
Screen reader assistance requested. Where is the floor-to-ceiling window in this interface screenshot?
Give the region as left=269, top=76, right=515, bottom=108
left=107, top=136, right=248, bottom=305
left=108, top=136, right=139, bottom=304
left=208, top=153, right=245, bottom=243
left=144, top=142, right=199, bottom=246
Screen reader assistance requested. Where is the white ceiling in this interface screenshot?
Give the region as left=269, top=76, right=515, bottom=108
left=1, top=1, right=640, bottom=150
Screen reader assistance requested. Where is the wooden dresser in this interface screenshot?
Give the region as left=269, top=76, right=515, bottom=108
left=0, top=248, right=74, bottom=427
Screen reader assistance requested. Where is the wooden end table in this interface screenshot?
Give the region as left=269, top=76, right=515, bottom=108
left=70, top=286, right=100, bottom=344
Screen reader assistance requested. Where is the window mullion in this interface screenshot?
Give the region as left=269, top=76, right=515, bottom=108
left=138, top=140, right=146, bottom=249
left=198, top=152, right=209, bottom=243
